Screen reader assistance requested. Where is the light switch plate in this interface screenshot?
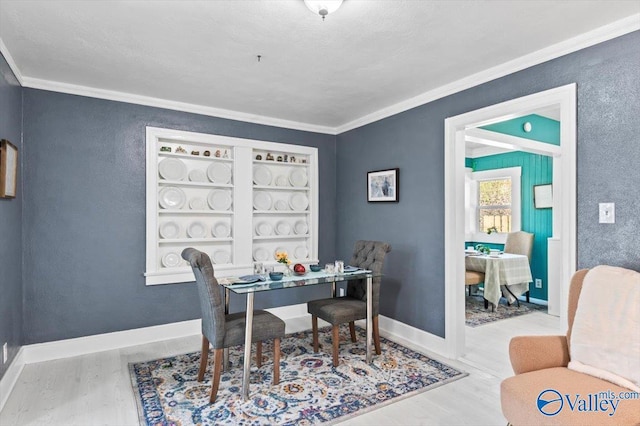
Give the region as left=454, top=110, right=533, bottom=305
left=599, top=203, right=615, bottom=224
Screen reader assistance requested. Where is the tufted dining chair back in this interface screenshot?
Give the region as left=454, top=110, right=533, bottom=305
left=182, top=247, right=226, bottom=348
left=346, top=240, right=392, bottom=316
left=504, top=231, right=534, bottom=261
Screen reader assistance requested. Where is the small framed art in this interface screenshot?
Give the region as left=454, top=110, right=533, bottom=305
left=0, top=139, right=18, bottom=198
left=533, top=184, right=552, bottom=209
left=367, top=168, right=399, bottom=203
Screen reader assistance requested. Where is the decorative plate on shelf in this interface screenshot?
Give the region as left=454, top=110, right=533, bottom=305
left=294, top=220, right=308, bottom=235
left=253, top=247, right=270, bottom=262
left=187, top=221, right=207, bottom=238
left=294, top=245, right=309, bottom=260
left=213, top=250, right=231, bottom=264
left=208, top=190, right=233, bottom=211
left=275, top=175, right=289, bottom=187
left=212, top=222, right=231, bottom=238
left=189, top=197, right=206, bottom=210
left=276, top=221, right=291, bottom=235
left=159, top=187, right=186, bottom=210
left=289, top=168, right=308, bottom=187
left=289, top=193, right=309, bottom=211
left=255, top=221, right=273, bottom=236
left=188, top=169, right=207, bottom=182
left=207, top=163, right=232, bottom=184
left=253, top=192, right=272, bottom=211
left=161, top=252, right=181, bottom=268
left=274, top=199, right=289, bottom=211
left=158, top=158, right=187, bottom=181
left=159, top=221, right=181, bottom=239
left=253, top=165, right=272, bottom=186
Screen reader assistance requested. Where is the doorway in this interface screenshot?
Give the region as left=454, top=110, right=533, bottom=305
left=443, top=84, right=577, bottom=358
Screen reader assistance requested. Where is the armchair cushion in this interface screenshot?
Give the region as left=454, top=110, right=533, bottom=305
left=509, top=335, right=569, bottom=375
left=568, top=266, right=640, bottom=391
left=501, top=367, right=640, bottom=426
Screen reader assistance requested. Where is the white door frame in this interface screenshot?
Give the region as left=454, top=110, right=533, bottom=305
left=443, top=84, right=577, bottom=358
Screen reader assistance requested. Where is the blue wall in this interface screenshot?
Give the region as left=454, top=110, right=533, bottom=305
left=471, top=152, right=553, bottom=301
left=0, top=53, right=23, bottom=379
left=336, top=31, right=640, bottom=338
left=22, top=90, right=337, bottom=344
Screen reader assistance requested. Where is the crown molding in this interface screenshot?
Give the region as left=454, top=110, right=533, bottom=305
left=20, top=76, right=337, bottom=135
left=0, top=37, right=24, bottom=85
left=336, top=14, right=640, bottom=134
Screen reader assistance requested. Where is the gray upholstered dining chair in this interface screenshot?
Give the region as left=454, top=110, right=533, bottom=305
left=307, top=240, right=391, bottom=367
left=182, top=248, right=285, bottom=403
left=504, top=231, right=534, bottom=303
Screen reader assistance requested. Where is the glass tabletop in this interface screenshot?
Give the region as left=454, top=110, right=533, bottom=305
left=220, top=270, right=380, bottom=294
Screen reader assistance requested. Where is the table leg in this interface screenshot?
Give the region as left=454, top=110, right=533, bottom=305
left=366, top=275, right=372, bottom=364
left=331, top=281, right=336, bottom=298
left=224, top=288, right=230, bottom=371
left=241, top=293, right=254, bottom=401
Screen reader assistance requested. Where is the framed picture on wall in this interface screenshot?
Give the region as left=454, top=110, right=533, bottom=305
left=367, top=168, right=399, bottom=202
left=0, top=139, right=18, bottom=198
left=533, top=184, right=552, bottom=209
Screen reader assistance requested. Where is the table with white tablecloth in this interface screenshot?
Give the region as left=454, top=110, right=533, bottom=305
left=465, top=253, right=533, bottom=308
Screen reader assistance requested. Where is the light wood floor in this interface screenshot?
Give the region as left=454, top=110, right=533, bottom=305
left=0, top=311, right=561, bottom=426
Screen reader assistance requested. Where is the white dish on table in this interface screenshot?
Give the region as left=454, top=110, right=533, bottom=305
left=159, top=221, right=180, bottom=239
left=159, top=187, right=186, bottom=209
left=253, top=165, right=272, bottom=186
left=207, top=162, right=232, bottom=184
left=158, top=158, right=187, bottom=181
left=208, top=190, right=232, bottom=210
left=253, top=192, right=272, bottom=211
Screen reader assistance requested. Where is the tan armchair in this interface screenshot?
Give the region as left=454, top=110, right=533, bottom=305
left=500, top=269, right=640, bottom=425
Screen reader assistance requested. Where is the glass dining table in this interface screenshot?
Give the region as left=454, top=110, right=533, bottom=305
left=218, top=269, right=379, bottom=400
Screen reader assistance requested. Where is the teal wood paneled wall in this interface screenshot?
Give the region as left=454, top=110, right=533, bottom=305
left=465, top=157, right=473, bottom=168
left=471, top=151, right=553, bottom=301
left=481, top=114, right=560, bottom=145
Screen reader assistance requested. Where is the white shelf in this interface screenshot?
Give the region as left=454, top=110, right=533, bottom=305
left=253, top=159, right=308, bottom=167
left=253, top=235, right=310, bottom=240
left=252, top=210, right=310, bottom=215
left=159, top=238, right=233, bottom=244
left=158, top=180, right=233, bottom=188
left=159, top=151, right=233, bottom=162
left=252, top=185, right=308, bottom=191
left=159, top=209, right=233, bottom=215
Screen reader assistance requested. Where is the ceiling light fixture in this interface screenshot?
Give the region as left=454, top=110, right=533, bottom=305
left=304, top=0, right=343, bottom=20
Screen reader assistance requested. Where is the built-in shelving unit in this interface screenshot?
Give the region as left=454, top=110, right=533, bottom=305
left=145, top=127, right=318, bottom=285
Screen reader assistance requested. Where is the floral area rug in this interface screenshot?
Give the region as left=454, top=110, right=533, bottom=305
left=129, top=326, right=467, bottom=425
left=465, top=294, right=547, bottom=327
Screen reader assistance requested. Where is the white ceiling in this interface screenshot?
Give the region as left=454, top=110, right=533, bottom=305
left=1, top=1, right=638, bottom=133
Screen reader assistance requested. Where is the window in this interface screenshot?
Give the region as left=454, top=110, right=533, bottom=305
left=478, top=178, right=512, bottom=233
left=466, top=166, right=521, bottom=243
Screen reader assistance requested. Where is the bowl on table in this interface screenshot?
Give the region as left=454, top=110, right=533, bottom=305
left=269, top=272, right=284, bottom=281
left=309, top=264, right=322, bottom=272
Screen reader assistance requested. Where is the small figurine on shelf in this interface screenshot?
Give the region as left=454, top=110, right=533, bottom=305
left=191, top=150, right=200, bottom=156
left=223, top=149, right=229, bottom=159
left=214, top=149, right=221, bottom=158
left=266, top=153, right=274, bottom=161
left=160, top=146, right=172, bottom=153
left=203, top=150, right=211, bottom=157
left=284, top=155, right=288, bottom=162
left=277, top=155, right=283, bottom=162
left=176, top=146, right=187, bottom=154
left=290, top=156, right=296, bottom=163
left=301, top=158, right=307, bottom=164
left=255, top=154, right=263, bottom=161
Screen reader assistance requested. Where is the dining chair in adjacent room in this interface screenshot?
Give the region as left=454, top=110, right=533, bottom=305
left=465, top=270, right=485, bottom=296
left=504, top=231, right=535, bottom=303
left=182, top=248, right=286, bottom=403
left=307, top=240, right=391, bottom=367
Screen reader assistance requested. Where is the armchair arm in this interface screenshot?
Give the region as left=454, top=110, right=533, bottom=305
left=509, top=335, right=569, bottom=375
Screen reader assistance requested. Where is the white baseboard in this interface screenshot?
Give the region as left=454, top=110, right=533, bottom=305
left=0, top=347, right=25, bottom=412
left=376, top=315, right=450, bottom=359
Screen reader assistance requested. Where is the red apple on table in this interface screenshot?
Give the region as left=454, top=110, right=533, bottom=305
left=293, top=263, right=306, bottom=274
